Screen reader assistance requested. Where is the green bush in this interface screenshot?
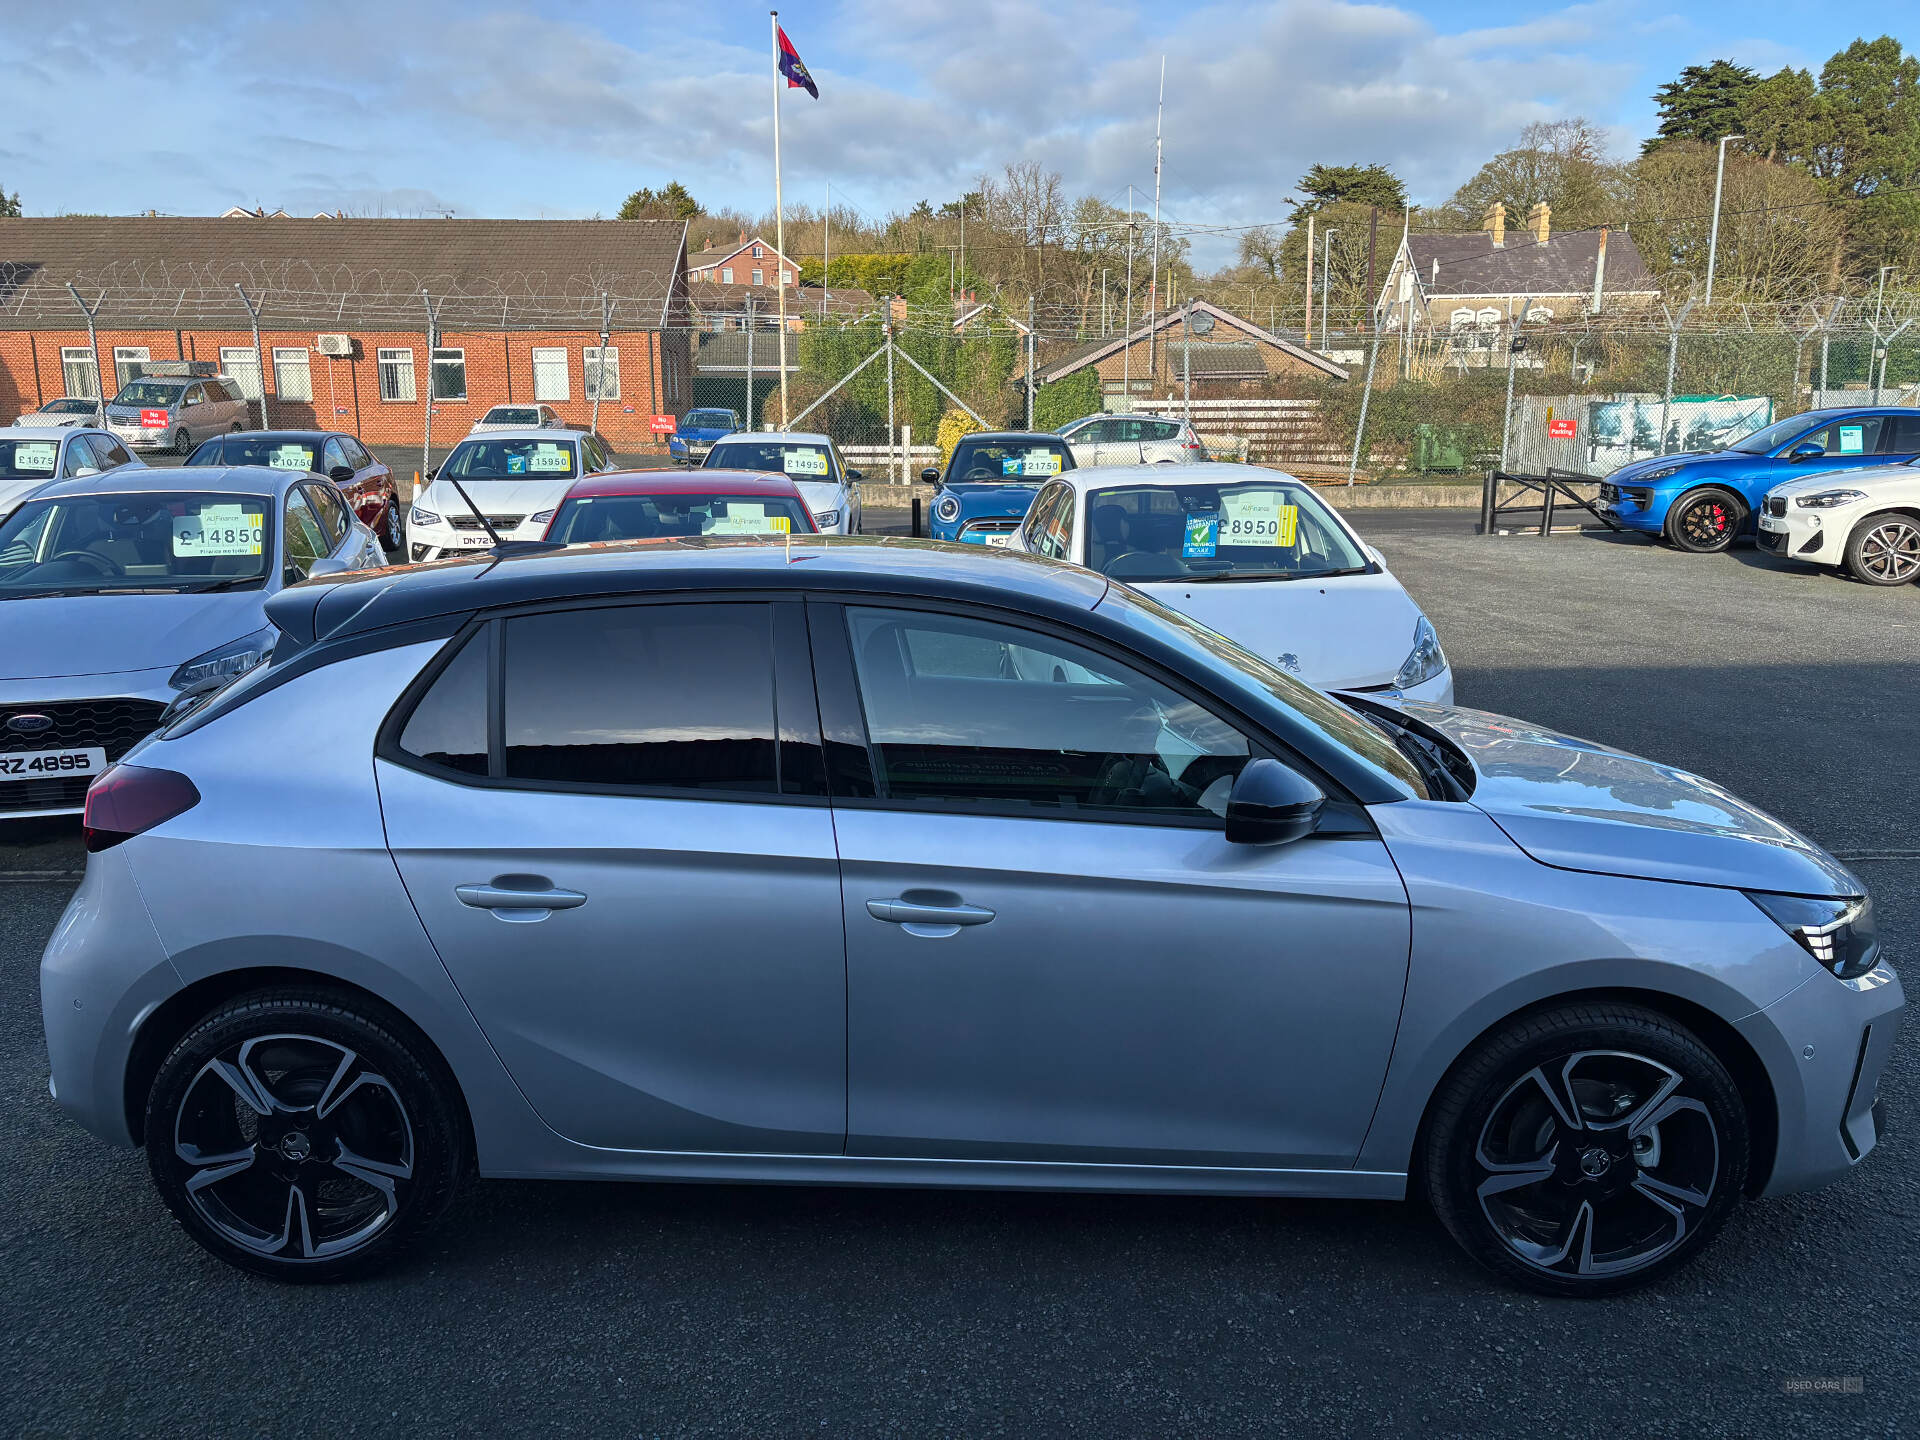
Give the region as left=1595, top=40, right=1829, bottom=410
left=1033, top=369, right=1102, bottom=431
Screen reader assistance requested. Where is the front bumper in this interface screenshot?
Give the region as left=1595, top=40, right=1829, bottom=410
left=1336, top=664, right=1454, bottom=708
left=407, top=523, right=545, bottom=562
left=1756, top=503, right=1855, bottom=566
left=0, top=671, right=175, bottom=818
left=1596, top=483, right=1664, bottom=533
left=108, top=426, right=176, bottom=450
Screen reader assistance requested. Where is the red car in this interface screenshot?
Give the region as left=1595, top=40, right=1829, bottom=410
left=541, top=470, right=822, bottom=544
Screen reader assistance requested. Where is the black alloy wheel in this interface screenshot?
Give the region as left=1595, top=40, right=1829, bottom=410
left=1666, top=488, right=1744, bottom=553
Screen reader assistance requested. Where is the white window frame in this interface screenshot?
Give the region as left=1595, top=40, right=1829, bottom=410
left=272, top=346, right=313, bottom=402
left=751, top=268, right=764, bottom=286
left=60, top=346, right=99, bottom=400
left=752, top=244, right=763, bottom=258
left=721, top=266, right=734, bottom=284
left=782, top=270, right=794, bottom=287
left=377, top=347, right=417, bottom=402
left=431, top=347, right=468, bottom=402
left=113, top=346, right=151, bottom=390
left=217, top=345, right=262, bottom=400
left=1476, top=307, right=1502, bottom=329
left=531, top=346, right=570, bottom=402
left=583, top=345, right=620, bottom=401
left=1450, top=308, right=1476, bottom=331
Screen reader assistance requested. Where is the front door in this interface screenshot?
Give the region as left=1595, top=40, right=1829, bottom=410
left=380, top=599, right=847, bottom=1154
left=815, top=601, right=1412, bottom=1169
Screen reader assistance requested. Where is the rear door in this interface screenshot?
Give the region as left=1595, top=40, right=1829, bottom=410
left=379, top=599, right=847, bottom=1154
left=1878, top=414, right=1920, bottom=464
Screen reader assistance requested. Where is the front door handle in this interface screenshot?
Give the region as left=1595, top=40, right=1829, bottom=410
left=456, top=878, right=587, bottom=923
left=865, top=896, right=996, bottom=937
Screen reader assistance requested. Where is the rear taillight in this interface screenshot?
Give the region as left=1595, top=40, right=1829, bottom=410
left=83, top=765, right=201, bottom=852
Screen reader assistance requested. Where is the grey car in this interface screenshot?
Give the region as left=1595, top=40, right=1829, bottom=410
left=0, top=428, right=140, bottom=519
left=106, top=374, right=251, bottom=455
left=0, top=465, right=386, bottom=817
left=40, top=540, right=1900, bottom=1293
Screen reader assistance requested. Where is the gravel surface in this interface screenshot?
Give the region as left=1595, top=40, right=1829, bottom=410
left=2, top=511, right=1915, bottom=1436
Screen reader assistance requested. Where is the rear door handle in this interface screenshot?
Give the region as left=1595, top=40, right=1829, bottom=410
left=457, top=880, right=587, bottom=923
left=865, top=897, right=996, bottom=938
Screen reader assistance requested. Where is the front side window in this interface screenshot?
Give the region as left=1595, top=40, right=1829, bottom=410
left=946, top=437, right=1072, bottom=482
left=531, top=347, right=569, bottom=402
left=844, top=606, right=1252, bottom=820
left=61, top=347, right=99, bottom=400
left=85, top=435, right=133, bottom=470
left=1085, top=479, right=1369, bottom=584
left=504, top=604, right=777, bottom=792
left=1036, top=492, right=1075, bottom=560
left=1730, top=413, right=1826, bottom=455
left=320, top=438, right=351, bottom=474
left=442, top=437, right=578, bottom=480
left=377, top=348, right=416, bottom=403
left=431, top=348, right=467, bottom=402
left=282, top=490, right=328, bottom=578
left=273, top=347, right=314, bottom=402
left=0, top=491, right=273, bottom=594
left=304, top=482, right=351, bottom=546
left=703, top=440, right=836, bottom=483
left=548, top=491, right=812, bottom=543
left=1019, top=480, right=1067, bottom=550
left=1811, top=415, right=1887, bottom=457
left=219, top=347, right=262, bottom=401
left=584, top=346, right=620, bottom=401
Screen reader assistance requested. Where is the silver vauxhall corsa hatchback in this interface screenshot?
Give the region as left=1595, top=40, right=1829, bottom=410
left=41, top=539, right=1901, bottom=1294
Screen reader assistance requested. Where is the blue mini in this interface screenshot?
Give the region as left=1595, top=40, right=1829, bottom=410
left=1599, top=407, right=1920, bottom=551
left=923, top=432, right=1076, bottom=545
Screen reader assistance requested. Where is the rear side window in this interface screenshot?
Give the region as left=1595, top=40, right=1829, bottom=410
left=1144, top=420, right=1182, bottom=441
left=503, top=604, right=777, bottom=792
left=1881, top=415, right=1920, bottom=454
left=398, top=631, right=488, bottom=775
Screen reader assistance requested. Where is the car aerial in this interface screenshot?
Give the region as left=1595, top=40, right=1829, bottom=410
left=470, top=404, right=563, bottom=435
left=921, top=431, right=1074, bottom=546
left=1007, top=462, right=1452, bottom=702
left=701, top=431, right=862, bottom=534
left=1057, top=412, right=1208, bottom=466
left=104, top=371, right=252, bottom=456
left=1597, top=407, right=1920, bottom=553
left=543, top=470, right=819, bottom=544
left=186, top=430, right=403, bottom=555
left=39, top=537, right=1898, bottom=1294
left=0, top=428, right=141, bottom=521
left=14, top=397, right=103, bottom=429
left=406, top=428, right=619, bottom=561
left=666, top=407, right=745, bottom=466
left=0, top=464, right=385, bottom=819
left=1758, top=458, right=1920, bottom=586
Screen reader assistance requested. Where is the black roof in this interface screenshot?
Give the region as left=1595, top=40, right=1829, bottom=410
left=266, top=535, right=1110, bottom=650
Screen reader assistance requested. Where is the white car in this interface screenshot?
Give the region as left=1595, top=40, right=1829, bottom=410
left=406, top=429, right=619, bottom=561
left=1058, top=412, right=1208, bottom=467
left=14, top=397, right=102, bottom=429
left=0, top=428, right=140, bottom=520
left=700, top=431, right=863, bottom=534
left=1760, top=463, right=1920, bottom=585
left=1007, top=462, right=1453, bottom=702
left=470, top=404, right=564, bottom=435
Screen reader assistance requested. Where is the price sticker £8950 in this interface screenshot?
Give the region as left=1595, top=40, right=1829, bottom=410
left=1220, top=492, right=1299, bottom=547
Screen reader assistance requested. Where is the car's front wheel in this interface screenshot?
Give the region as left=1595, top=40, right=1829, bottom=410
left=1843, top=510, right=1920, bottom=586
left=1665, top=488, right=1744, bottom=552
left=173, top=427, right=192, bottom=456
left=145, top=988, right=466, bottom=1281
left=1420, top=1001, right=1748, bottom=1296
left=379, top=497, right=405, bottom=553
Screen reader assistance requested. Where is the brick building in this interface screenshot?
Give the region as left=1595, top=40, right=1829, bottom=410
left=0, top=217, right=693, bottom=452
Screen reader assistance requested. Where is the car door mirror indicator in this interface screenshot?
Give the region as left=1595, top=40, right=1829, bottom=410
left=1224, top=758, right=1326, bottom=845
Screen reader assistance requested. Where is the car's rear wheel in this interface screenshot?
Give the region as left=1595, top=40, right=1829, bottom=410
left=145, top=988, right=465, bottom=1282
left=1420, top=1001, right=1748, bottom=1296
left=1665, top=488, right=1744, bottom=552
left=1843, top=511, right=1920, bottom=586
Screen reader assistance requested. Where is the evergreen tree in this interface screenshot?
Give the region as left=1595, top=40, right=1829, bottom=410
left=1643, top=60, right=1760, bottom=154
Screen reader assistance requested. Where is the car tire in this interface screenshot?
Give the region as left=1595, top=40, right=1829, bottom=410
left=173, top=427, right=192, bottom=456
left=145, top=987, right=467, bottom=1282
left=379, top=498, right=404, bottom=553
left=1420, top=1001, right=1748, bottom=1297
left=1842, top=510, right=1920, bottom=586
left=1664, top=487, right=1745, bottom=552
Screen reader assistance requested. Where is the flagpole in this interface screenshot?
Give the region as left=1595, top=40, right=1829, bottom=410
left=771, top=9, right=790, bottom=428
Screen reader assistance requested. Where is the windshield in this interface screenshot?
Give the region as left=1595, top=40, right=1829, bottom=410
left=1729, top=414, right=1823, bottom=454
left=0, top=438, right=63, bottom=480
left=704, top=441, right=836, bottom=482
left=109, top=381, right=186, bottom=409
left=1086, top=479, right=1370, bottom=583
left=548, top=492, right=814, bottom=543
left=1096, top=581, right=1429, bottom=799
left=0, top=491, right=274, bottom=596
left=483, top=407, right=541, bottom=425
left=188, top=437, right=321, bottom=471
left=442, top=437, right=578, bottom=480
left=682, top=410, right=738, bottom=430
left=947, top=438, right=1071, bottom=481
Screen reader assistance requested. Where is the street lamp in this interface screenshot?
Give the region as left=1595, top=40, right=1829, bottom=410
left=1320, top=228, right=1338, bottom=350
left=1873, top=265, right=1896, bottom=332
left=1703, top=133, right=1745, bottom=307
left=1182, top=301, right=1214, bottom=421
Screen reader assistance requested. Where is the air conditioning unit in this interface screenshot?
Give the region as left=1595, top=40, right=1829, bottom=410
left=314, top=334, right=353, bottom=357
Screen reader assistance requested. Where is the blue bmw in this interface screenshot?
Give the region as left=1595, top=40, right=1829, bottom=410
left=921, top=431, right=1074, bottom=545
left=1599, top=407, right=1920, bottom=551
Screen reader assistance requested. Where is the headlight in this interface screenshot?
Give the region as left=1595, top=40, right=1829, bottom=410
left=1395, top=615, right=1447, bottom=689
left=528, top=508, right=555, bottom=526
left=933, top=496, right=961, bottom=523
left=1794, top=489, right=1867, bottom=509
left=1746, top=891, right=1879, bottom=980
left=1639, top=464, right=1686, bottom=482
left=169, top=629, right=274, bottom=693
left=409, top=506, right=442, bottom=528
left=814, top=509, right=841, bottom=527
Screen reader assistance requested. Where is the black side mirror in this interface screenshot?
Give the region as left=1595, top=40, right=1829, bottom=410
left=425, top=466, right=439, bottom=481
left=328, top=465, right=355, bottom=483
left=1224, top=758, right=1325, bottom=845
left=920, top=466, right=940, bottom=484
left=845, top=468, right=864, bottom=482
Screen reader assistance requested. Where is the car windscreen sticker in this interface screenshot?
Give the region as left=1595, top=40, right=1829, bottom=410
left=529, top=444, right=572, bottom=473
left=783, top=449, right=830, bottom=476
left=173, top=503, right=264, bottom=557
left=1021, top=450, right=1064, bottom=476
left=706, top=502, right=790, bottom=536
left=1183, top=514, right=1219, bottom=558
left=1838, top=425, right=1865, bottom=455
left=269, top=445, right=314, bottom=470
left=12, top=442, right=56, bottom=472
left=1221, top=492, right=1299, bottom=546
left=1001, top=456, right=1022, bottom=475
left=506, top=452, right=527, bottom=474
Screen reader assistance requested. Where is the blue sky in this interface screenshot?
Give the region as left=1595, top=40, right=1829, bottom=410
left=3, top=0, right=1911, bottom=266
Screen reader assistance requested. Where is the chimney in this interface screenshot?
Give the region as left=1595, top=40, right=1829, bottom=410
left=1527, top=202, right=1551, bottom=245
left=1482, top=202, right=1506, bottom=248
left=738, top=228, right=748, bottom=244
